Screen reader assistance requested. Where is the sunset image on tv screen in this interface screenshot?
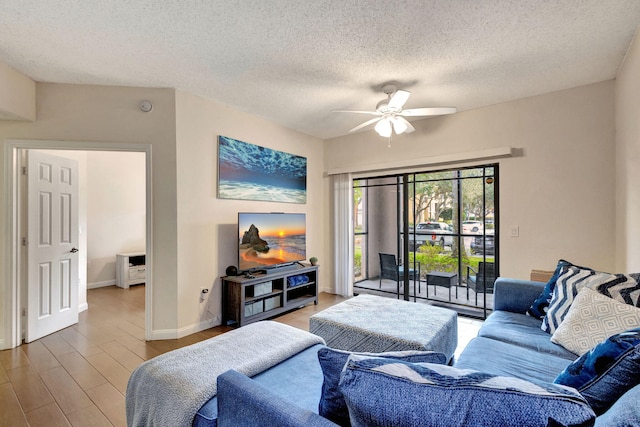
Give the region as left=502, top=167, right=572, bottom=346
left=238, top=213, right=306, bottom=271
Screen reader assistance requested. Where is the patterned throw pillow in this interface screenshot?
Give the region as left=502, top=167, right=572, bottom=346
left=527, top=259, right=576, bottom=319
left=551, top=288, right=640, bottom=355
left=542, top=266, right=640, bottom=334
left=340, top=356, right=595, bottom=427
left=317, top=347, right=446, bottom=426
left=600, top=272, right=640, bottom=304
left=554, top=327, right=640, bottom=415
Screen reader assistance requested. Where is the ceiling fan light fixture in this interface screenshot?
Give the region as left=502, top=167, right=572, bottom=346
left=375, top=117, right=392, bottom=137
left=392, top=116, right=408, bottom=134
left=332, top=82, right=456, bottom=143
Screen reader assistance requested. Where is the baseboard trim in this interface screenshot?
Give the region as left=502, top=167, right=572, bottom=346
left=148, top=328, right=179, bottom=340
left=87, top=280, right=116, bottom=289
left=149, top=318, right=221, bottom=341
left=79, top=302, right=89, bottom=313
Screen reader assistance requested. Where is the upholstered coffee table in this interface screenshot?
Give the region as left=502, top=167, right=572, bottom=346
left=309, top=294, right=458, bottom=361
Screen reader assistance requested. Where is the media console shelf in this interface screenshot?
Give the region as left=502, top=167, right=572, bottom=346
left=222, top=264, right=318, bottom=327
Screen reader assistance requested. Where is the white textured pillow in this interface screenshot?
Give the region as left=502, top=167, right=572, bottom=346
left=551, top=288, right=640, bottom=355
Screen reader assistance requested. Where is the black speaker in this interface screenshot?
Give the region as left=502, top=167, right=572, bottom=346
left=225, top=265, right=238, bottom=276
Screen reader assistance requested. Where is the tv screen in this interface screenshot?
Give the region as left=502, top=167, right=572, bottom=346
left=238, top=212, right=306, bottom=272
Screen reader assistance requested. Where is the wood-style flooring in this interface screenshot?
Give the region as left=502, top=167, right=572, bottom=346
left=0, top=286, right=347, bottom=426
left=0, top=285, right=481, bottom=426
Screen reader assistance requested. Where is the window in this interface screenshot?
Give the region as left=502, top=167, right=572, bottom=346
left=353, top=179, right=367, bottom=282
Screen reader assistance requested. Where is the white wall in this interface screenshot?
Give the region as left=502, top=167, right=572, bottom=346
left=174, top=90, right=325, bottom=334
left=615, top=29, right=640, bottom=273
left=324, top=81, right=616, bottom=280
left=86, top=151, right=146, bottom=287
left=1, top=83, right=178, bottom=348
left=1, top=82, right=327, bottom=348
left=0, top=61, right=36, bottom=121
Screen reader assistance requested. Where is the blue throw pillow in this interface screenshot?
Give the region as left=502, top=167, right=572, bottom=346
left=317, top=347, right=445, bottom=426
left=527, top=259, right=575, bottom=319
left=554, top=327, right=640, bottom=415
left=340, top=356, right=595, bottom=427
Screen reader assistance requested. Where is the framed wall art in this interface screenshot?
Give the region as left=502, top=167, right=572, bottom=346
left=217, top=135, right=307, bottom=204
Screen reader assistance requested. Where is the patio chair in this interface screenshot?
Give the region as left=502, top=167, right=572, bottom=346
left=466, top=261, right=496, bottom=305
left=378, top=253, right=421, bottom=293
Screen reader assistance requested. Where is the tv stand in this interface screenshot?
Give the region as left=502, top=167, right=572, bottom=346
left=222, top=264, right=318, bottom=327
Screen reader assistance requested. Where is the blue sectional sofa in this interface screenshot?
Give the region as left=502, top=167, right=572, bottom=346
left=213, top=278, right=640, bottom=427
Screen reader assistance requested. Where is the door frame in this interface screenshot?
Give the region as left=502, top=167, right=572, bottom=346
left=3, top=139, right=153, bottom=349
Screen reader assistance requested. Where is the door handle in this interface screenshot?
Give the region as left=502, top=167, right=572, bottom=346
left=70, top=247, right=79, bottom=253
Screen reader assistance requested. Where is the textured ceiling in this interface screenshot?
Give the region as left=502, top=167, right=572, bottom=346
left=1, top=1, right=639, bottom=139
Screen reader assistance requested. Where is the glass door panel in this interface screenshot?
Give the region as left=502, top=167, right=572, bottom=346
left=353, top=165, right=498, bottom=318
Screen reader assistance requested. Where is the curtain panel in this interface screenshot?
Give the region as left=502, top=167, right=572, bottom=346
left=332, top=173, right=354, bottom=297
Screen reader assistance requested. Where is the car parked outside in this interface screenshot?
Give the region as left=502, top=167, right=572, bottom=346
left=470, top=230, right=495, bottom=254
left=462, top=220, right=484, bottom=234
left=409, top=222, right=454, bottom=249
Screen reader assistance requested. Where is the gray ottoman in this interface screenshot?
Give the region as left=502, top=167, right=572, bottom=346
left=310, top=294, right=458, bottom=361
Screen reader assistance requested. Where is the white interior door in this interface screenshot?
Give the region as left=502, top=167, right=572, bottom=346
left=26, top=151, right=79, bottom=342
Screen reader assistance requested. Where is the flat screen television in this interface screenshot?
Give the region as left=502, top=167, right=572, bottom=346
left=238, top=212, right=306, bottom=272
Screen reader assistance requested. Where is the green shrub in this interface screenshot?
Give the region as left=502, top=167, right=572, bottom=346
left=354, top=251, right=362, bottom=276
left=407, top=244, right=491, bottom=280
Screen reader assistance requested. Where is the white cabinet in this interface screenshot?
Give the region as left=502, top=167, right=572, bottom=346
left=116, top=252, right=146, bottom=289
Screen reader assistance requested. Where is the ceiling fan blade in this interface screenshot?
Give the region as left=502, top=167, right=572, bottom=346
left=394, top=116, right=415, bottom=134
left=400, top=107, right=457, bottom=117
left=349, top=117, right=382, bottom=133
left=387, top=90, right=411, bottom=110
left=332, top=109, right=382, bottom=116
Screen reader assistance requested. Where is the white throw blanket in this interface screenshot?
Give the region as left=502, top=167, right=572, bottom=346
left=125, top=321, right=325, bottom=426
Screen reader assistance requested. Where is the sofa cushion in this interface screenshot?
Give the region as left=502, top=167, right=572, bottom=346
left=455, top=337, right=573, bottom=383
left=542, top=266, right=640, bottom=334
left=479, top=310, right=577, bottom=359
left=551, top=288, right=640, bottom=355
left=340, top=355, right=595, bottom=427
left=317, top=347, right=445, bottom=426
left=594, top=383, right=640, bottom=427
left=554, top=327, right=640, bottom=415
left=526, top=259, right=575, bottom=319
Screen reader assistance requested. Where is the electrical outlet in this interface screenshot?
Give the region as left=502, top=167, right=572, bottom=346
left=510, top=226, right=519, bottom=237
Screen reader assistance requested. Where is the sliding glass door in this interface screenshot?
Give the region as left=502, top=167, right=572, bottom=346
left=354, top=164, right=498, bottom=318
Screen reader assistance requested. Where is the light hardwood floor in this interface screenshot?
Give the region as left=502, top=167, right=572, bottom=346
left=0, top=285, right=481, bottom=426
left=0, top=285, right=347, bottom=427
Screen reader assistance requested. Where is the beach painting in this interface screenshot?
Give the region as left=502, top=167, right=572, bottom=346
left=218, top=135, right=307, bottom=203
left=238, top=212, right=306, bottom=271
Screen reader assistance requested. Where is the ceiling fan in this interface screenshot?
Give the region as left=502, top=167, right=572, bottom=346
left=333, top=83, right=456, bottom=145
